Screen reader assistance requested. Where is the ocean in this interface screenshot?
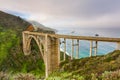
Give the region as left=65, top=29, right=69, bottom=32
left=56, top=27, right=120, bottom=58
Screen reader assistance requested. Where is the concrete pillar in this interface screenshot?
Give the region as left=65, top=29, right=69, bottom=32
left=90, top=41, right=93, bottom=57
left=45, top=34, right=48, bottom=78
left=51, top=38, right=60, bottom=70
left=22, top=32, right=26, bottom=53
left=76, top=40, right=79, bottom=59
left=64, top=38, right=66, bottom=61
left=58, top=39, right=60, bottom=64
left=94, top=41, right=98, bottom=56
left=45, top=36, right=60, bottom=78
left=22, top=32, right=31, bottom=55
left=116, top=42, right=120, bottom=50
left=22, top=32, right=28, bottom=55
left=71, top=39, right=74, bottom=60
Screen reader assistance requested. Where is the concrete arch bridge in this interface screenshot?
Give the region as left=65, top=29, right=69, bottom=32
left=22, top=31, right=120, bottom=77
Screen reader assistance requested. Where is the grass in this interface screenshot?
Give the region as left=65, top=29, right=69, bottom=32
left=1, top=27, right=120, bottom=80
left=47, top=50, right=120, bottom=80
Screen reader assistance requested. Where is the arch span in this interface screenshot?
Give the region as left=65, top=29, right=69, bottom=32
left=22, top=31, right=60, bottom=77
left=26, top=35, right=45, bottom=60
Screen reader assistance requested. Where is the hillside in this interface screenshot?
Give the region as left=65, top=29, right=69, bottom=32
left=0, top=11, right=55, bottom=33
left=0, top=10, right=58, bottom=79
left=47, top=50, right=120, bottom=80
left=0, top=11, right=30, bottom=32
left=0, top=11, right=50, bottom=79
left=29, top=21, right=57, bottom=33
left=0, top=10, right=120, bottom=80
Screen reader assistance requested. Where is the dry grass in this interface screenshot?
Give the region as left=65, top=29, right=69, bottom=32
left=14, top=73, right=36, bottom=80
left=0, top=71, right=10, bottom=80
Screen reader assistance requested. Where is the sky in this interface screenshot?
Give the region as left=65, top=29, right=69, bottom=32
left=0, top=0, right=120, bottom=30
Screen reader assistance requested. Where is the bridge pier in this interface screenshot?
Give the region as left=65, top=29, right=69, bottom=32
left=71, top=39, right=74, bottom=60
left=45, top=34, right=48, bottom=77
left=90, top=41, right=93, bottom=57
left=116, top=42, right=120, bottom=50
left=64, top=38, right=66, bottom=61
left=94, top=41, right=98, bottom=56
left=22, top=32, right=32, bottom=55
left=89, top=41, right=98, bottom=57
left=58, top=39, right=60, bottom=64
left=76, top=40, right=79, bottom=59
left=45, top=36, right=60, bottom=77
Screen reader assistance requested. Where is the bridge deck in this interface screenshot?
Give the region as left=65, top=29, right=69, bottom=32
left=23, top=31, right=120, bottom=42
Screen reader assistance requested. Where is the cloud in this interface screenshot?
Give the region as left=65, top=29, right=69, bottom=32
left=0, top=0, right=120, bottom=29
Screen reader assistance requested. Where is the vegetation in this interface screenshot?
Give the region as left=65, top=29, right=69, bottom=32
left=1, top=24, right=120, bottom=79
left=0, top=11, right=52, bottom=79
left=0, top=11, right=120, bottom=80
left=0, top=26, right=45, bottom=77
left=0, top=27, right=18, bottom=63
left=47, top=50, right=120, bottom=80
left=0, top=11, right=30, bottom=32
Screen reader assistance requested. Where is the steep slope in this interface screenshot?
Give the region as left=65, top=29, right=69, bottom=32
left=0, top=11, right=55, bottom=33
left=0, top=11, right=30, bottom=32
left=0, top=11, right=49, bottom=77
left=0, top=10, right=58, bottom=78
left=48, top=50, right=120, bottom=80
left=29, top=20, right=57, bottom=33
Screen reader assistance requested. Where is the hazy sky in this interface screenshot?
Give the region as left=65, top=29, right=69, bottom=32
left=0, top=0, right=120, bottom=30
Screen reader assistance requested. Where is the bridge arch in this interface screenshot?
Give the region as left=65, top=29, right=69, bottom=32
left=22, top=31, right=60, bottom=77
left=26, top=35, right=45, bottom=61
left=27, top=37, right=45, bottom=76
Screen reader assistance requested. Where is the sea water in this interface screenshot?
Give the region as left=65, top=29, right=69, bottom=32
left=57, top=28, right=120, bottom=58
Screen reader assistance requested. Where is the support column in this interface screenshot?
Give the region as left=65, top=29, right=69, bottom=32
left=58, top=39, right=60, bottom=64
left=22, top=32, right=28, bottom=55
left=22, top=32, right=26, bottom=53
left=76, top=40, right=79, bottom=59
left=116, top=42, right=120, bottom=50
left=64, top=38, right=66, bottom=61
left=71, top=39, right=74, bottom=60
left=22, top=32, right=31, bottom=55
left=51, top=38, right=60, bottom=69
left=47, top=37, right=60, bottom=77
left=94, top=41, right=98, bottom=56
left=90, top=41, right=93, bottom=57
left=45, top=34, right=48, bottom=78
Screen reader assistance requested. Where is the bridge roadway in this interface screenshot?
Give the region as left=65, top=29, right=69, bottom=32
left=24, top=31, right=120, bottom=42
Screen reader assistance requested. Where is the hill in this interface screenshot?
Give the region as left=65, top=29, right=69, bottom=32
left=0, top=10, right=53, bottom=79
left=0, top=10, right=120, bottom=80
left=0, top=10, right=58, bottom=79
left=47, top=50, right=120, bottom=80
left=0, top=11, right=30, bottom=32
left=0, top=10, right=55, bottom=33
left=29, top=20, right=57, bottom=33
